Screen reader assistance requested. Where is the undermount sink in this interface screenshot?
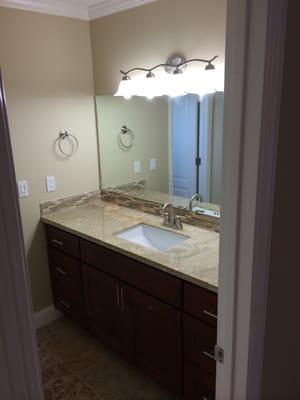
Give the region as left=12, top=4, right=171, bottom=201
left=115, top=223, right=189, bottom=252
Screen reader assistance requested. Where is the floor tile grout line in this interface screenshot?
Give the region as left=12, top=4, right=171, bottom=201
left=38, top=342, right=102, bottom=400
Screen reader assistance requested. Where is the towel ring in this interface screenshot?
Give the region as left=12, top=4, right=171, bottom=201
left=57, top=130, right=79, bottom=156
left=118, top=125, right=135, bottom=150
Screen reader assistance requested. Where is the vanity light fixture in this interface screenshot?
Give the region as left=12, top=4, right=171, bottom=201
left=114, top=55, right=220, bottom=99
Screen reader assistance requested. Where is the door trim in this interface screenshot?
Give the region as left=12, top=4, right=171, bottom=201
left=216, top=0, right=287, bottom=398
left=0, top=72, right=44, bottom=399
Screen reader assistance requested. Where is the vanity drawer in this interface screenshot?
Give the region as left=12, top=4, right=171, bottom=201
left=52, top=281, right=85, bottom=323
left=184, top=283, right=217, bottom=326
left=49, top=248, right=82, bottom=295
left=80, top=239, right=181, bottom=308
left=184, top=314, right=216, bottom=375
left=184, top=361, right=215, bottom=400
left=46, top=225, right=80, bottom=259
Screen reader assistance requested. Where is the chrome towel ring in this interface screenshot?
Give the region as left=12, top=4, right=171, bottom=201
left=118, top=125, right=135, bottom=150
left=56, top=130, right=79, bottom=156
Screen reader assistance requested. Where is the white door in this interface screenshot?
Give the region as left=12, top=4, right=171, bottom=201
left=198, top=92, right=224, bottom=203
left=170, top=94, right=198, bottom=198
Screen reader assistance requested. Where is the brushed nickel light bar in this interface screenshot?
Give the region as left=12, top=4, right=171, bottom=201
left=114, top=54, right=220, bottom=99
left=119, top=55, right=218, bottom=80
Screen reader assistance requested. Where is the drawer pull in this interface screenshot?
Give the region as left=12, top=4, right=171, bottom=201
left=55, top=267, right=66, bottom=276
left=203, top=309, right=218, bottom=319
left=120, top=287, right=125, bottom=311
left=116, top=283, right=120, bottom=307
left=51, top=238, right=64, bottom=246
left=59, top=300, right=71, bottom=309
left=202, top=350, right=216, bottom=361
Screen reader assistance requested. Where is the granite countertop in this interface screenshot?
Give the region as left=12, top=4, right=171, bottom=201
left=42, top=201, right=219, bottom=292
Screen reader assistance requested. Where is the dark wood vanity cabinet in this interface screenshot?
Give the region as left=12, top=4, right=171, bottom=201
left=183, top=283, right=218, bottom=400
left=80, top=238, right=182, bottom=395
left=46, top=226, right=85, bottom=324
left=45, top=224, right=218, bottom=399
left=82, top=263, right=134, bottom=360
left=132, top=288, right=182, bottom=394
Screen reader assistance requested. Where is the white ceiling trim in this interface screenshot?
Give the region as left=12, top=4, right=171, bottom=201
left=0, top=0, right=89, bottom=20
left=0, top=0, right=158, bottom=20
left=88, top=0, right=157, bottom=20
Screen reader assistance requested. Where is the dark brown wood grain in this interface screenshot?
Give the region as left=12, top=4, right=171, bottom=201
left=80, top=238, right=182, bottom=308
left=184, top=361, right=215, bottom=400
left=46, top=225, right=80, bottom=259
left=184, top=282, right=217, bottom=326
left=48, top=247, right=82, bottom=295
left=44, top=224, right=218, bottom=399
left=183, top=314, right=217, bottom=375
left=132, top=288, right=182, bottom=396
left=82, top=263, right=134, bottom=360
left=52, top=280, right=85, bottom=324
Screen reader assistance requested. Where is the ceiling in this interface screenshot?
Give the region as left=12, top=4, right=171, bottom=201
left=0, top=0, right=158, bottom=20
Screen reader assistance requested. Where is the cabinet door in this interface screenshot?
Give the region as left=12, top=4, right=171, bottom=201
left=184, top=361, right=215, bottom=400
left=184, top=314, right=216, bottom=375
left=132, top=289, right=182, bottom=396
left=82, top=264, right=133, bottom=360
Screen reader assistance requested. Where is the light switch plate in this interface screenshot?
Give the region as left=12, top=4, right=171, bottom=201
left=46, top=176, right=56, bottom=192
left=134, top=160, right=141, bottom=174
left=18, top=180, right=29, bottom=198
left=150, top=158, right=157, bottom=171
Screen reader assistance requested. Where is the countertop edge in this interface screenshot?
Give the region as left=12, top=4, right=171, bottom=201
left=42, top=217, right=218, bottom=294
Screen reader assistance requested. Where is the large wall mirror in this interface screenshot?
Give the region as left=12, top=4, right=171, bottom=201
left=96, top=93, right=223, bottom=215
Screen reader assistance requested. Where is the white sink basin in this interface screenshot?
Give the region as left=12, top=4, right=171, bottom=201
left=115, top=223, right=189, bottom=252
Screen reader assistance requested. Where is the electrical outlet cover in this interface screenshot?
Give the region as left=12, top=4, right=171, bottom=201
left=18, top=180, right=29, bottom=198
left=46, top=176, right=56, bottom=192
left=134, top=160, right=141, bottom=174
left=150, top=158, right=157, bottom=170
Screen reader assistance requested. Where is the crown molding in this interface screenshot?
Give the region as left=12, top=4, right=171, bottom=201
left=0, top=0, right=89, bottom=19
left=0, top=0, right=158, bottom=20
left=88, top=0, right=157, bottom=20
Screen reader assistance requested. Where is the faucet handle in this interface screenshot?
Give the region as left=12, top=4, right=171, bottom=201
left=174, top=215, right=183, bottom=230
left=161, top=212, right=169, bottom=226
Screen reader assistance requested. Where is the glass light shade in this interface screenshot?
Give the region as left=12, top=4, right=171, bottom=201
left=160, top=73, right=187, bottom=98
left=114, top=65, right=224, bottom=100
left=186, top=68, right=224, bottom=97
left=114, top=79, right=134, bottom=99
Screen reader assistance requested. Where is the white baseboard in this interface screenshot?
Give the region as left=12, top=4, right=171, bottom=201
left=34, top=305, right=62, bottom=329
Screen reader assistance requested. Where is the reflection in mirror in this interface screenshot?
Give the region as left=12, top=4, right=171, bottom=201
left=96, top=93, right=223, bottom=216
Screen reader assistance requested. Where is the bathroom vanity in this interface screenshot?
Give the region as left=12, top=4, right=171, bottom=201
left=42, top=200, right=218, bottom=400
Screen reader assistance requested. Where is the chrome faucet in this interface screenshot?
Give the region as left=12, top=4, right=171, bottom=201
left=161, top=203, right=183, bottom=230
left=189, top=193, right=203, bottom=212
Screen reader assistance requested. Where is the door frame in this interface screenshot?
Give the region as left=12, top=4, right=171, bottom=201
left=216, top=0, right=287, bottom=398
left=0, top=0, right=289, bottom=398
left=0, top=72, right=44, bottom=399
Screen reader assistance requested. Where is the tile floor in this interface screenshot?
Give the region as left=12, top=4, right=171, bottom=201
left=37, top=318, right=177, bottom=400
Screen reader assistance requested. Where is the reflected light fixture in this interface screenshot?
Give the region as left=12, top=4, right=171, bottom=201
left=114, top=55, right=221, bottom=99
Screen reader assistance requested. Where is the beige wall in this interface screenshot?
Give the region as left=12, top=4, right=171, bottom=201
left=0, top=7, right=99, bottom=312
left=96, top=95, right=169, bottom=191
left=90, top=0, right=226, bottom=94
left=0, top=0, right=226, bottom=313
left=261, top=0, right=300, bottom=398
